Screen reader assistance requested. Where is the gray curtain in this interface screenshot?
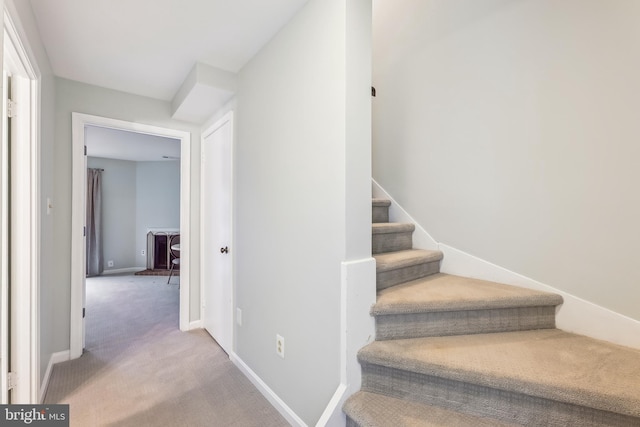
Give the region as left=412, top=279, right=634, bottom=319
left=86, top=168, right=103, bottom=277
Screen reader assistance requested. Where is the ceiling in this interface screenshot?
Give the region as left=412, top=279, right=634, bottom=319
left=29, top=0, right=309, bottom=102
left=28, top=0, right=309, bottom=156
left=85, top=126, right=180, bottom=162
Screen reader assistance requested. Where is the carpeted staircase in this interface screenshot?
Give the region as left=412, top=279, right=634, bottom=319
left=343, top=198, right=640, bottom=426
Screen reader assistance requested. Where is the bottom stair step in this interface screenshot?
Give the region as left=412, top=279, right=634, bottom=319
left=344, top=391, right=518, bottom=427
left=358, top=329, right=640, bottom=426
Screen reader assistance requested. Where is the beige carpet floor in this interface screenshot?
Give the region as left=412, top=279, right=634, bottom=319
left=44, top=274, right=289, bottom=427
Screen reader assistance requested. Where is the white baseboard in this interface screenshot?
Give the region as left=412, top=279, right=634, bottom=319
left=373, top=179, right=640, bottom=350
left=39, top=350, right=70, bottom=403
left=230, top=352, right=307, bottom=427
left=189, top=320, right=202, bottom=330
left=440, top=244, right=640, bottom=349
left=102, top=267, right=145, bottom=275
left=316, top=384, right=347, bottom=427
left=315, top=258, right=377, bottom=427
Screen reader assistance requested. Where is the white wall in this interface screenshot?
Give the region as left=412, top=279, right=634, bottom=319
left=372, top=0, right=640, bottom=321
left=234, top=0, right=371, bottom=424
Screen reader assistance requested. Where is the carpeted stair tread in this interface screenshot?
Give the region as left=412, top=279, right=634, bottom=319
left=372, top=199, right=392, bottom=223
left=374, top=249, right=443, bottom=273
left=372, top=198, right=391, bottom=207
left=344, top=391, right=519, bottom=427
left=358, top=329, right=640, bottom=418
left=372, top=223, right=415, bottom=254
left=372, top=273, right=563, bottom=315
left=372, top=222, right=415, bottom=234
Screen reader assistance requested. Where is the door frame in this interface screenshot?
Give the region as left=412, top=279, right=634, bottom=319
left=70, top=113, right=192, bottom=360
left=200, top=111, right=234, bottom=353
left=0, top=54, right=8, bottom=407
left=2, top=6, right=41, bottom=403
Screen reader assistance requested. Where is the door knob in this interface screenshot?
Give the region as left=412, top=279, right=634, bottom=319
left=220, top=246, right=229, bottom=254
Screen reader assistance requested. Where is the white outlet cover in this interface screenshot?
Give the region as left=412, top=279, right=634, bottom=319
left=276, top=334, right=285, bottom=359
left=236, top=308, right=242, bottom=326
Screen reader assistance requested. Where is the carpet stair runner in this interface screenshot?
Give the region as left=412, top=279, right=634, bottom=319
left=343, top=198, right=640, bottom=426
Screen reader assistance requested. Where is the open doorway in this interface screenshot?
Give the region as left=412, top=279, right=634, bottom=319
left=70, top=114, right=191, bottom=360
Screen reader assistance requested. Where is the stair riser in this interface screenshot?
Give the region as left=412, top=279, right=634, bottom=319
left=372, top=206, right=389, bottom=223
left=377, top=261, right=440, bottom=290
left=375, top=306, right=557, bottom=340
left=372, top=232, right=412, bottom=254
left=361, top=363, right=640, bottom=427
left=345, top=418, right=358, bottom=427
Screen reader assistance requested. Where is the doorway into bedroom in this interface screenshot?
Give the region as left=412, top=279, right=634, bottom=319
left=70, top=114, right=191, bottom=359
left=84, top=126, right=181, bottom=346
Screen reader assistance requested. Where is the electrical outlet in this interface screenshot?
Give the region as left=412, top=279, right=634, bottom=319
left=276, top=334, right=285, bottom=359
left=236, top=308, right=242, bottom=326
left=107, top=260, right=114, bottom=268
left=141, top=249, right=146, bottom=256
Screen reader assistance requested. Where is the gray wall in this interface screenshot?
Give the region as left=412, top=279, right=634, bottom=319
left=87, top=157, right=137, bottom=271
left=235, top=0, right=371, bottom=424
left=135, top=160, right=181, bottom=268
left=372, top=0, right=640, bottom=321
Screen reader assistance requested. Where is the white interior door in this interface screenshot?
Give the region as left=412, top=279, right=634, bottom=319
left=201, top=112, right=233, bottom=354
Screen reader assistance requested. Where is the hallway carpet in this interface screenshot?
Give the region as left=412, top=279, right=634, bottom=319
left=44, top=274, right=288, bottom=427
